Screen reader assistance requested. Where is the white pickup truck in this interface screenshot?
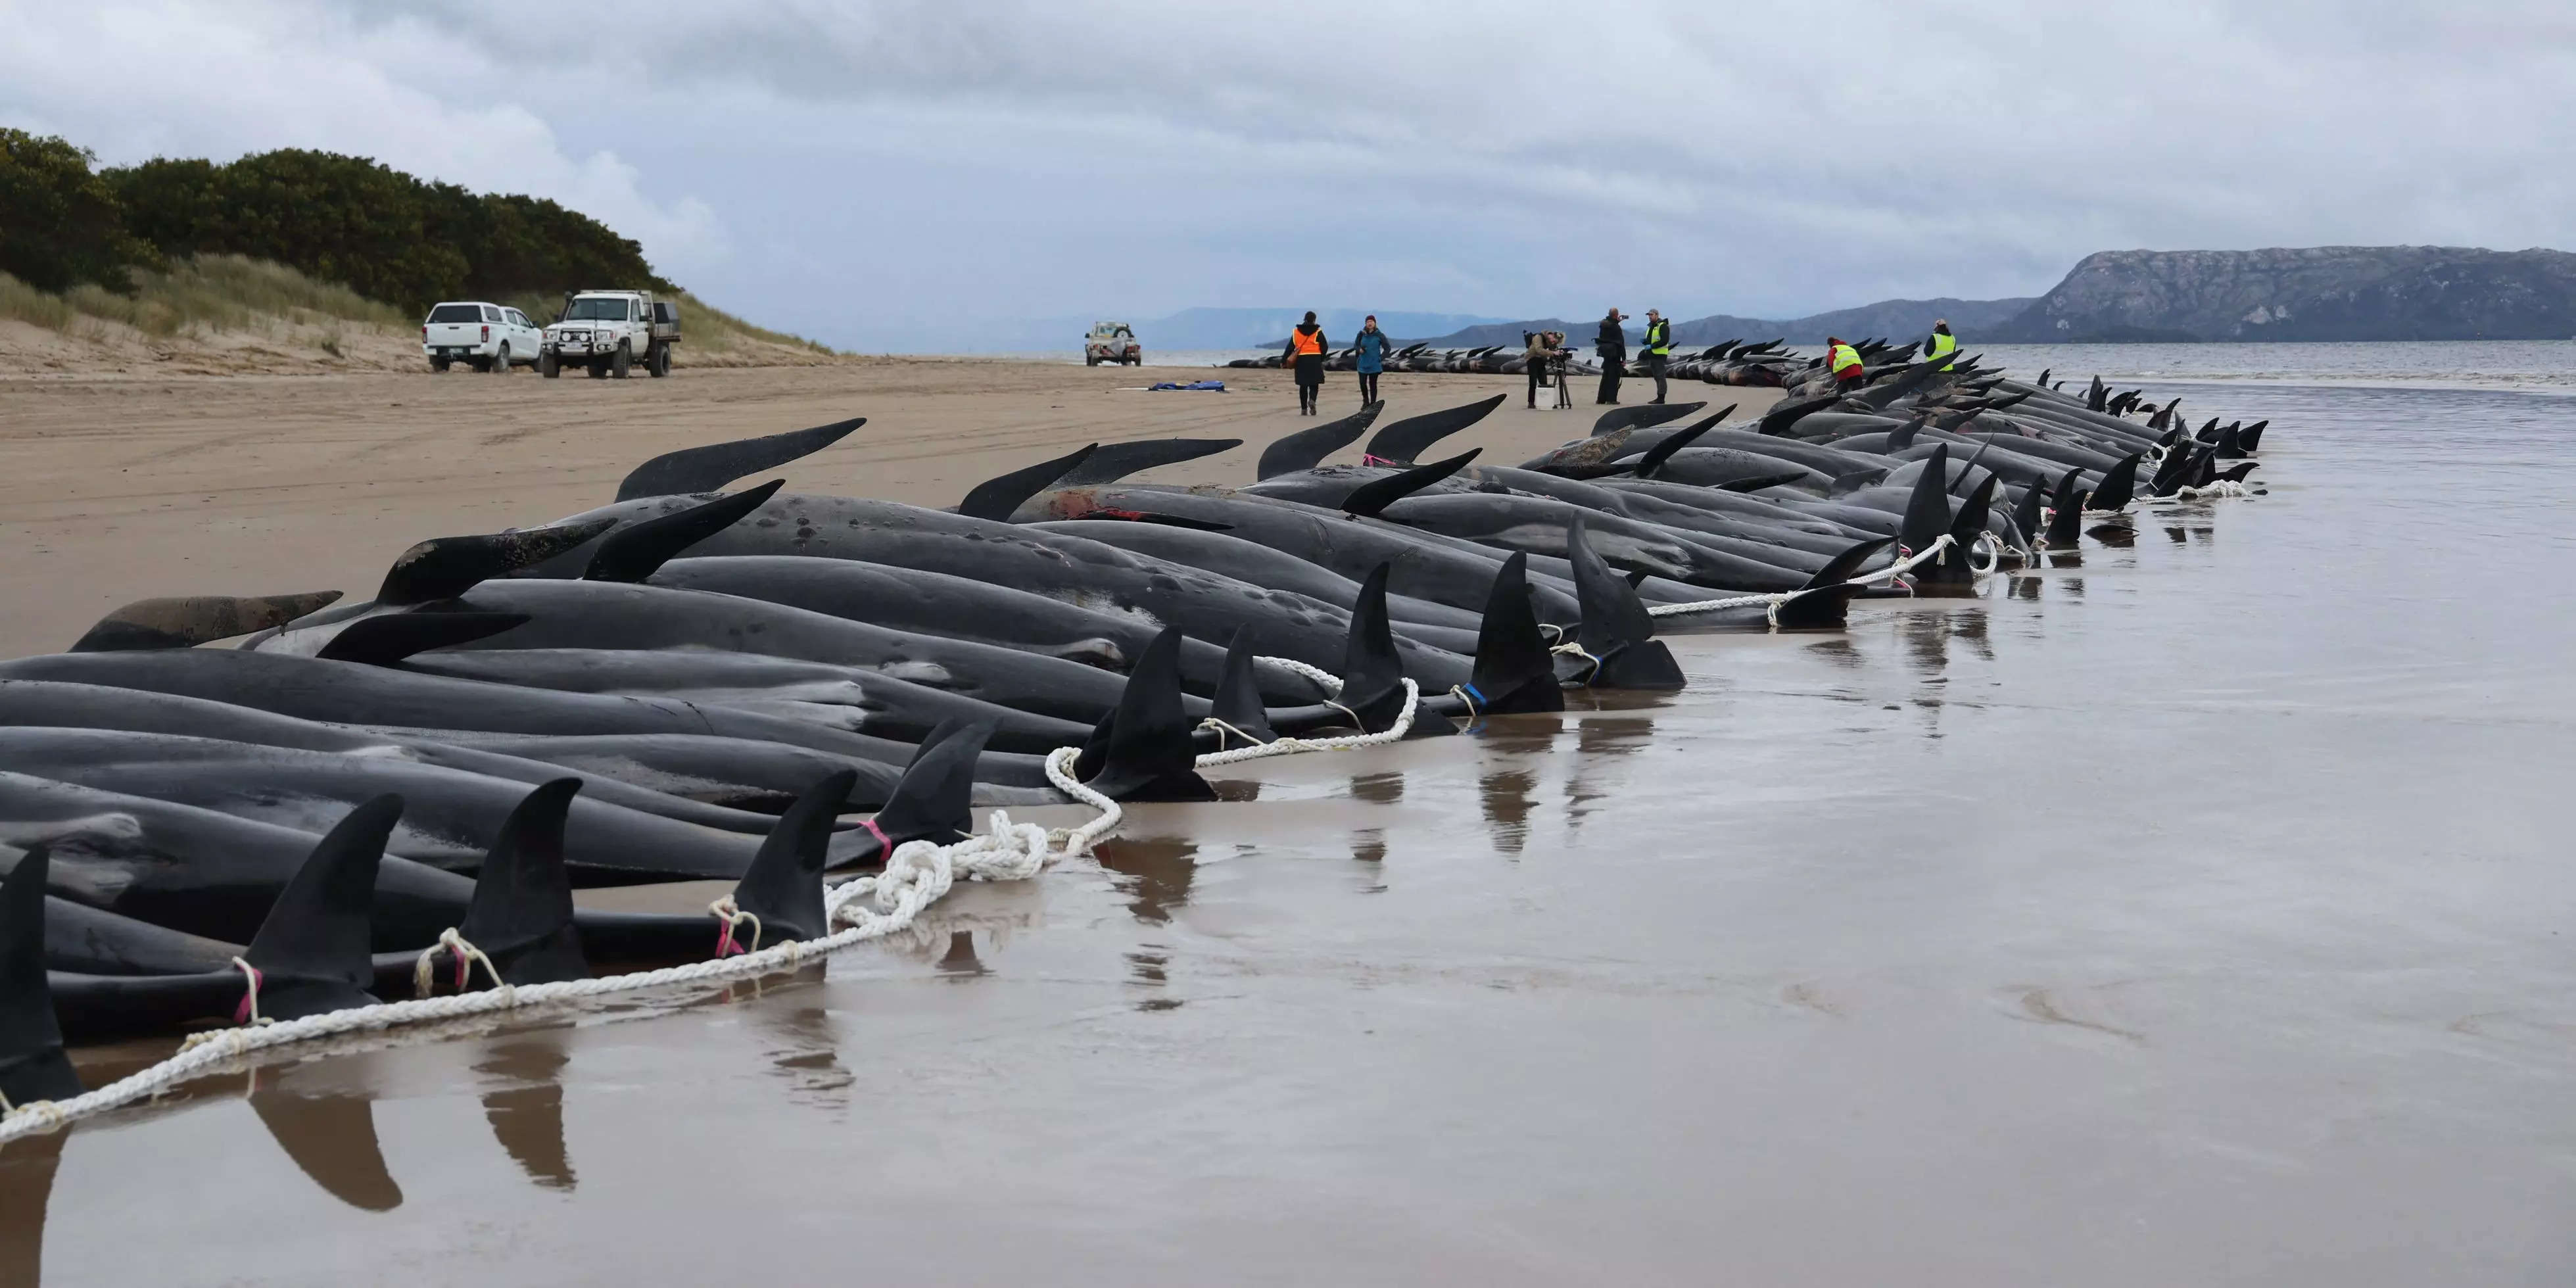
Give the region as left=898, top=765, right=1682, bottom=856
left=540, top=290, right=680, bottom=379
left=421, top=302, right=543, bottom=373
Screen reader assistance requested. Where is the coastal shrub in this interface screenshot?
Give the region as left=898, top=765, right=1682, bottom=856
left=0, top=129, right=155, bottom=293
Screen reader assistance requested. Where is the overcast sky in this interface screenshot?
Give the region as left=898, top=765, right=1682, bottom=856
left=4, top=1, right=2571, bottom=350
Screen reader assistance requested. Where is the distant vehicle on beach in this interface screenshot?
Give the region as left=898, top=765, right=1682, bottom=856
left=421, top=301, right=543, bottom=373
left=541, top=289, right=680, bottom=379
left=1085, top=322, right=1142, bottom=366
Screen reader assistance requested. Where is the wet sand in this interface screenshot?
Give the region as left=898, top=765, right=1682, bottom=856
left=7, top=377, right=2573, bottom=1284
left=0, top=362, right=1750, bottom=659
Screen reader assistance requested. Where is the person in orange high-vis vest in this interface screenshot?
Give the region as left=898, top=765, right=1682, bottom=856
left=1283, top=312, right=1329, bottom=415
left=1826, top=336, right=1866, bottom=389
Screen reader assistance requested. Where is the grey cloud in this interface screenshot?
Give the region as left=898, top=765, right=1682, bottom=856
left=12, top=1, right=2576, bottom=350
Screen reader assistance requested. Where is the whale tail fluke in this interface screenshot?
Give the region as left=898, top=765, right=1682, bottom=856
left=728, top=769, right=858, bottom=947
left=243, top=796, right=404, bottom=1021
left=614, top=417, right=863, bottom=502
left=1078, top=627, right=1218, bottom=801
left=584, top=480, right=785, bottom=583
left=1567, top=517, right=1683, bottom=690
left=1462, top=553, right=1565, bottom=715
left=0, top=845, right=83, bottom=1110
left=454, top=779, right=590, bottom=987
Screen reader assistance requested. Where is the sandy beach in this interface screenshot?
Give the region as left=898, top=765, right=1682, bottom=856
left=0, top=361, right=1776, bottom=659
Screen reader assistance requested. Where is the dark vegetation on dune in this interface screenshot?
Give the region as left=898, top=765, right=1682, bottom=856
left=1, top=127, right=667, bottom=313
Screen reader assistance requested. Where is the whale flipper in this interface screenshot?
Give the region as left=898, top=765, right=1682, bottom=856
left=69, top=591, right=344, bottom=652
left=377, top=518, right=618, bottom=606
left=956, top=444, right=1098, bottom=521
left=615, top=417, right=864, bottom=502
left=1054, top=439, right=1242, bottom=485
left=584, top=481, right=785, bottom=583
left=1341, top=450, right=1480, bottom=518
left=1364, top=394, right=1506, bottom=465
left=1257, top=404, right=1381, bottom=479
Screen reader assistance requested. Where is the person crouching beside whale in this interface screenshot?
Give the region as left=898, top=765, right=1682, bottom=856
left=1285, top=312, right=1329, bottom=416
left=1827, top=335, right=1866, bottom=391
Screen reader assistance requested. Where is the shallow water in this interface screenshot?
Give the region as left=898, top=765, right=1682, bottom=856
left=8, top=381, right=2575, bottom=1284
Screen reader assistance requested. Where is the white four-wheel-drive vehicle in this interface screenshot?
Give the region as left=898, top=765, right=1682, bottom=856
left=422, top=301, right=543, bottom=372
left=540, top=289, right=680, bottom=379
left=1084, top=321, right=1141, bottom=366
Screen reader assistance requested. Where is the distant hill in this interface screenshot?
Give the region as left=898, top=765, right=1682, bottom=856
left=1990, top=247, right=2576, bottom=342
left=1416, top=297, right=2037, bottom=351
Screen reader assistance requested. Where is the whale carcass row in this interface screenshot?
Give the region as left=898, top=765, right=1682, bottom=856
left=0, top=358, right=2272, bottom=1047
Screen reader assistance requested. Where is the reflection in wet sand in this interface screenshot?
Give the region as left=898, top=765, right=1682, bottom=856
left=0, top=1129, right=66, bottom=1287
left=1901, top=613, right=1953, bottom=677
left=1348, top=771, right=1404, bottom=804
left=748, top=965, right=855, bottom=1104
left=1479, top=768, right=1537, bottom=857
left=1352, top=828, right=1388, bottom=872
left=2047, top=550, right=2084, bottom=568
left=477, top=1030, right=577, bottom=1192
left=935, top=931, right=988, bottom=977
left=2166, top=525, right=2189, bottom=544
left=2091, top=525, right=2137, bottom=548
left=248, top=1076, right=404, bottom=1212
left=2011, top=575, right=2041, bottom=600
left=2061, top=578, right=2086, bottom=600
left=1473, top=714, right=1564, bottom=757
left=1807, top=638, right=1863, bottom=667
left=1096, top=837, right=1199, bottom=925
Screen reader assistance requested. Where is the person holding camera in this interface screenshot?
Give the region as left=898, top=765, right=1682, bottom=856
left=1525, top=329, right=1564, bottom=408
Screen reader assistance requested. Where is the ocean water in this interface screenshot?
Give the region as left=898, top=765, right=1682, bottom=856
left=9, top=358, right=2575, bottom=1283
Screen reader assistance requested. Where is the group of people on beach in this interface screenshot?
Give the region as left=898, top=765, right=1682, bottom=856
left=1281, top=311, right=1391, bottom=415
left=1280, top=306, right=1964, bottom=414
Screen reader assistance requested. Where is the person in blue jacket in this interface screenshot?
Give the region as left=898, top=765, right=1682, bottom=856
left=1352, top=315, right=1390, bottom=405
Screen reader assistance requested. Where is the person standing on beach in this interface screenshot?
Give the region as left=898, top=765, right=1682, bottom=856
left=1284, top=312, right=1329, bottom=415
left=1595, top=308, right=1627, bottom=405
left=1924, top=318, right=1957, bottom=371
left=1641, top=308, right=1673, bottom=404
left=1353, top=315, right=1389, bottom=406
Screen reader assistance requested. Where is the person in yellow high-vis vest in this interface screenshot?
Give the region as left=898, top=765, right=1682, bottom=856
left=1925, top=319, right=1957, bottom=371
left=1642, top=309, right=1673, bottom=404
left=1827, top=336, right=1866, bottom=389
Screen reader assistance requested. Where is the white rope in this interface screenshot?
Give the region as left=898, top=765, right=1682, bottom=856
left=412, top=929, right=510, bottom=1000
left=1, top=657, right=1430, bottom=1141
left=1647, top=532, right=1962, bottom=621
